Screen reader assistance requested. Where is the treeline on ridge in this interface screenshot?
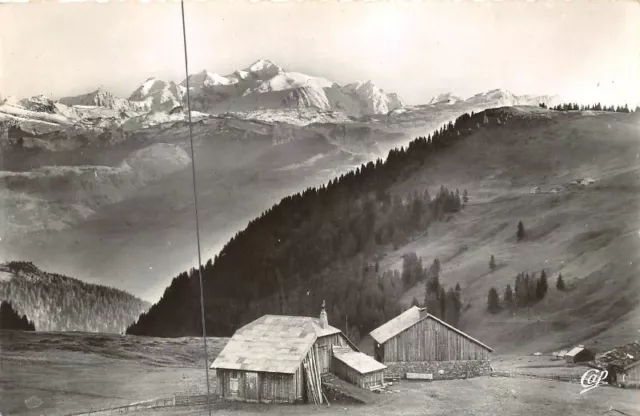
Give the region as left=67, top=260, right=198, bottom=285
left=539, top=102, right=638, bottom=113
left=0, top=261, right=150, bottom=333
left=126, top=110, right=492, bottom=339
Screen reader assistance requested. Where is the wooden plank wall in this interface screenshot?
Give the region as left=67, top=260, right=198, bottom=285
left=216, top=369, right=300, bottom=403
left=331, top=357, right=384, bottom=389
left=382, top=318, right=491, bottom=362
left=315, top=334, right=354, bottom=373
left=625, top=364, right=640, bottom=383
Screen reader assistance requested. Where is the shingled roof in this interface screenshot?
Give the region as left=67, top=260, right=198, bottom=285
left=590, top=341, right=640, bottom=372
left=369, top=306, right=493, bottom=352
left=210, top=314, right=341, bottom=374
left=332, top=345, right=387, bottom=375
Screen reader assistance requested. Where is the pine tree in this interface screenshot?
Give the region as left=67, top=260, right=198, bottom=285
left=556, top=273, right=565, bottom=291
left=489, top=255, right=497, bottom=272
left=424, top=258, right=441, bottom=316
left=439, top=286, right=447, bottom=319
left=536, top=270, right=548, bottom=300
left=463, top=189, right=469, bottom=205
left=455, top=283, right=461, bottom=292
left=504, top=284, right=514, bottom=305
left=517, top=221, right=525, bottom=242
left=515, top=273, right=530, bottom=307
left=444, top=288, right=461, bottom=326
left=487, top=287, right=500, bottom=314
left=527, top=273, right=538, bottom=305
left=411, top=296, right=420, bottom=307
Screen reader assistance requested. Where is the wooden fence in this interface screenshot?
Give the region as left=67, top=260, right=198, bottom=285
left=491, top=370, right=582, bottom=383
left=67, top=394, right=217, bottom=415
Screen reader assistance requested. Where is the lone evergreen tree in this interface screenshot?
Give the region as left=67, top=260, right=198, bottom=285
left=517, top=221, right=525, bottom=242
left=489, top=255, right=497, bottom=272
left=556, top=273, right=566, bottom=291
left=487, top=287, right=501, bottom=314
left=412, top=296, right=420, bottom=307
left=455, top=283, right=461, bottom=292
left=463, top=189, right=469, bottom=205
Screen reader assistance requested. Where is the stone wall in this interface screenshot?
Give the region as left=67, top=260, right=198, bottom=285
left=383, top=360, right=492, bottom=380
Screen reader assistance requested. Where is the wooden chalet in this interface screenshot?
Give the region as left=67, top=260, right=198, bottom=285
left=564, top=345, right=595, bottom=364
left=369, top=306, right=493, bottom=363
left=211, top=301, right=385, bottom=403
left=590, top=341, right=640, bottom=387
left=620, top=360, right=640, bottom=387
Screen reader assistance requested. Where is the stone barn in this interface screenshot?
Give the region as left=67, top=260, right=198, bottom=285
left=211, top=302, right=383, bottom=403
left=369, top=306, right=493, bottom=379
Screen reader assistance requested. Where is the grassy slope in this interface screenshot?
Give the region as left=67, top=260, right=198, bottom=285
left=0, top=330, right=226, bottom=416
left=384, top=107, right=640, bottom=355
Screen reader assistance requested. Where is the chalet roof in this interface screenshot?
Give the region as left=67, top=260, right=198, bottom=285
left=590, top=341, right=640, bottom=372
left=369, top=306, right=493, bottom=352
left=370, top=306, right=424, bottom=344
left=566, top=346, right=587, bottom=357
left=210, top=314, right=341, bottom=374
left=332, top=346, right=387, bottom=375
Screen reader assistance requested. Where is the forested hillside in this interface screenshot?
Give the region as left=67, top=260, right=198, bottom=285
left=127, top=110, right=484, bottom=339
left=0, top=262, right=150, bottom=333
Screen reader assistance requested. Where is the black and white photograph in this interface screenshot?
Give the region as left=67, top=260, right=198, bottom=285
left=1, top=0, right=640, bottom=415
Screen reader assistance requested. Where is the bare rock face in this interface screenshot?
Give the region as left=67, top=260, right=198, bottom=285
left=60, top=88, right=150, bottom=113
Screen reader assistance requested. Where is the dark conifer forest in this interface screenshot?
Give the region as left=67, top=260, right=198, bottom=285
left=0, top=301, right=35, bottom=331
left=127, top=110, right=488, bottom=339
left=0, top=261, right=150, bottom=333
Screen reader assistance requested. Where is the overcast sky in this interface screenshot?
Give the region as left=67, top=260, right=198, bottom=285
left=1, top=0, right=639, bottom=106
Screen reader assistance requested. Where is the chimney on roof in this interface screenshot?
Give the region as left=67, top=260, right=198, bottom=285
left=319, top=300, right=328, bottom=329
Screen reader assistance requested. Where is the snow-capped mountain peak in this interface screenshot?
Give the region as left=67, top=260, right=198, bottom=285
left=428, top=92, right=463, bottom=105
left=181, top=70, right=236, bottom=89
left=128, top=78, right=184, bottom=112
left=244, top=59, right=283, bottom=76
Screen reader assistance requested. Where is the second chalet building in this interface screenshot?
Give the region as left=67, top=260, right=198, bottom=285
left=369, top=306, right=493, bottom=379
left=210, top=301, right=386, bottom=404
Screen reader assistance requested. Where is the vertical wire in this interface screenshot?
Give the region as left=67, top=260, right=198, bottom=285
left=180, top=1, right=212, bottom=414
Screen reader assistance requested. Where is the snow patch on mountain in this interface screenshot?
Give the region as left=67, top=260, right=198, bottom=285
left=182, top=70, right=237, bottom=89
left=121, top=109, right=210, bottom=131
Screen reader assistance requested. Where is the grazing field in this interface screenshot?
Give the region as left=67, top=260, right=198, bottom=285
left=0, top=330, right=226, bottom=416
left=137, top=377, right=640, bottom=416
left=3, top=330, right=640, bottom=416
left=390, top=109, right=640, bottom=355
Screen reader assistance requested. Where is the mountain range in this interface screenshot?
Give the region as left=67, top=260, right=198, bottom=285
left=0, top=59, right=561, bottom=306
